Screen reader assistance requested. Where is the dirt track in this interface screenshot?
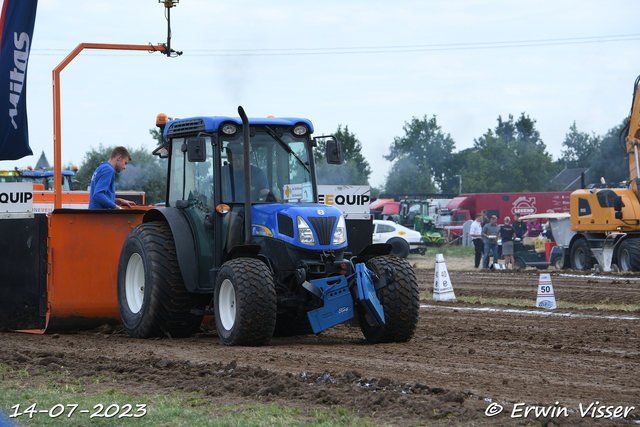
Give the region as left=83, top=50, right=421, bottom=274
left=2, top=268, right=640, bottom=426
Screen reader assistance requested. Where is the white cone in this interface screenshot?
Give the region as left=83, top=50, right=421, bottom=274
left=536, top=273, right=557, bottom=309
left=433, top=254, right=456, bottom=300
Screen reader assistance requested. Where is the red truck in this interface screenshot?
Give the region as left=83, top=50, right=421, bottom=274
left=436, top=192, right=571, bottom=241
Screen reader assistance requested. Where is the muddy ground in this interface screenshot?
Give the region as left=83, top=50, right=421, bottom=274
left=1, top=268, right=640, bottom=426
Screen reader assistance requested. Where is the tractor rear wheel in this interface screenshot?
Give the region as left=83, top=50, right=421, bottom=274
left=387, top=237, right=410, bottom=258
left=618, top=239, right=640, bottom=271
left=117, top=222, right=210, bottom=338
left=570, top=238, right=595, bottom=271
left=360, top=256, right=419, bottom=344
left=215, top=258, right=277, bottom=346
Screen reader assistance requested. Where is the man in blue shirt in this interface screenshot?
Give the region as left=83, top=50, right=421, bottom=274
left=88, top=146, right=137, bottom=209
left=221, top=142, right=270, bottom=202
left=220, top=142, right=271, bottom=250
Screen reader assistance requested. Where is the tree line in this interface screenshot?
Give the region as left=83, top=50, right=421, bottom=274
left=70, top=113, right=628, bottom=205
left=317, top=112, right=628, bottom=196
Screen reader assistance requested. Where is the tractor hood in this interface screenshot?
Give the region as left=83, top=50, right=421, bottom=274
left=251, top=204, right=347, bottom=250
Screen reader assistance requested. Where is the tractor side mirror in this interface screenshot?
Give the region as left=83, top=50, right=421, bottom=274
left=325, top=137, right=343, bottom=165
left=152, top=145, right=169, bottom=159
left=187, top=137, right=206, bottom=162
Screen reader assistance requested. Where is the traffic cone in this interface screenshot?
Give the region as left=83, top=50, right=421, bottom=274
left=433, top=254, right=456, bottom=300
left=536, top=273, right=557, bottom=309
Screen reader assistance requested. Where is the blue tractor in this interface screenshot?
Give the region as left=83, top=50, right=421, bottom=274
left=116, top=107, right=419, bottom=346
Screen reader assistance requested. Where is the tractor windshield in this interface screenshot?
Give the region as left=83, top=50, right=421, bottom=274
left=220, top=130, right=314, bottom=204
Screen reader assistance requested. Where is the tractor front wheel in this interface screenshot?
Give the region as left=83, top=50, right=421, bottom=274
left=360, top=255, right=419, bottom=343
left=215, top=258, right=277, bottom=346
left=117, top=222, right=210, bottom=338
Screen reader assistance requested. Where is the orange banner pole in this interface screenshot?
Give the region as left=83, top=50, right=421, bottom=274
left=52, top=43, right=167, bottom=209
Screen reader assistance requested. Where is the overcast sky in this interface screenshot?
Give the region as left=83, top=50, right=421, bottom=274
left=2, top=0, right=639, bottom=188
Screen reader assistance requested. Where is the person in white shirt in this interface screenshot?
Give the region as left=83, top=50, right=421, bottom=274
left=469, top=213, right=484, bottom=268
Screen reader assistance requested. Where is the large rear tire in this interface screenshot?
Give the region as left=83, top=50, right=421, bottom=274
left=360, top=256, right=419, bottom=343
left=570, top=238, right=594, bottom=271
left=387, top=237, right=410, bottom=258
left=618, top=239, right=640, bottom=272
left=215, top=258, right=277, bottom=346
left=117, top=222, right=210, bottom=338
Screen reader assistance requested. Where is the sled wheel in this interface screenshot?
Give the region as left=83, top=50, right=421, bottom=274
left=360, top=255, right=419, bottom=343
left=618, top=239, right=640, bottom=271
left=117, top=222, right=210, bottom=338
left=570, top=238, right=594, bottom=271
left=515, top=258, right=526, bottom=270
left=215, top=258, right=277, bottom=346
left=387, top=237, right=410, bottom=258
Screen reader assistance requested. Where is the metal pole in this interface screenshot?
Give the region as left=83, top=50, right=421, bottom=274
left=455, top=175, right=462, bottom=194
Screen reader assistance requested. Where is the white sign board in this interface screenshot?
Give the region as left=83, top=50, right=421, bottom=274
left=0, top=182, right=34, bottom=213
left=318, top=185, right=370, bottom=219
left=283, top=183, right=303, bottom=199
left=283, top=182, right=313, bottom=202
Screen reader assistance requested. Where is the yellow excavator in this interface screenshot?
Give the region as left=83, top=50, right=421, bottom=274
left=568, top=75, right=640, bottom=272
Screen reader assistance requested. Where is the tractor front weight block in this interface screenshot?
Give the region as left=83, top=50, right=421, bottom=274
left=305, top=264, right=385, bottom=334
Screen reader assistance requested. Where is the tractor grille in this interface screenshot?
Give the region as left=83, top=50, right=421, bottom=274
left=167, top=119, right=206, bottom=138
left=307, top=216, right=336, bottom=246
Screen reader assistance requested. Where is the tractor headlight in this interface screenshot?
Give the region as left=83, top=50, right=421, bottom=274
left=333, top=215, right=346, bottom=245
left=297, top=216, right=316, bottom=245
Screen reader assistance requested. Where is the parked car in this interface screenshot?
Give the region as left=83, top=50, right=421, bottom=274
left=373, top=219, right=426, bottom=257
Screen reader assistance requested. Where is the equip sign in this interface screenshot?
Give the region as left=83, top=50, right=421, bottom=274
left=318, top=185, right=370, bottom=219
left=0, top=182, right=34, bottom=213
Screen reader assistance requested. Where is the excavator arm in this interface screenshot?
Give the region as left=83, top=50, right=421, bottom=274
left=625, top=76, right=640, bottom=187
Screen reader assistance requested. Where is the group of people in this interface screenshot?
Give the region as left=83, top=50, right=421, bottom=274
left=469, top=210, right=552, bottom=269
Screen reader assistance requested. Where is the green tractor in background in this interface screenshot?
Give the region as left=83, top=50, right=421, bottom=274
left=414, top=214, right=446, bottom=246
left=397, top=199, right=447, bottom=246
